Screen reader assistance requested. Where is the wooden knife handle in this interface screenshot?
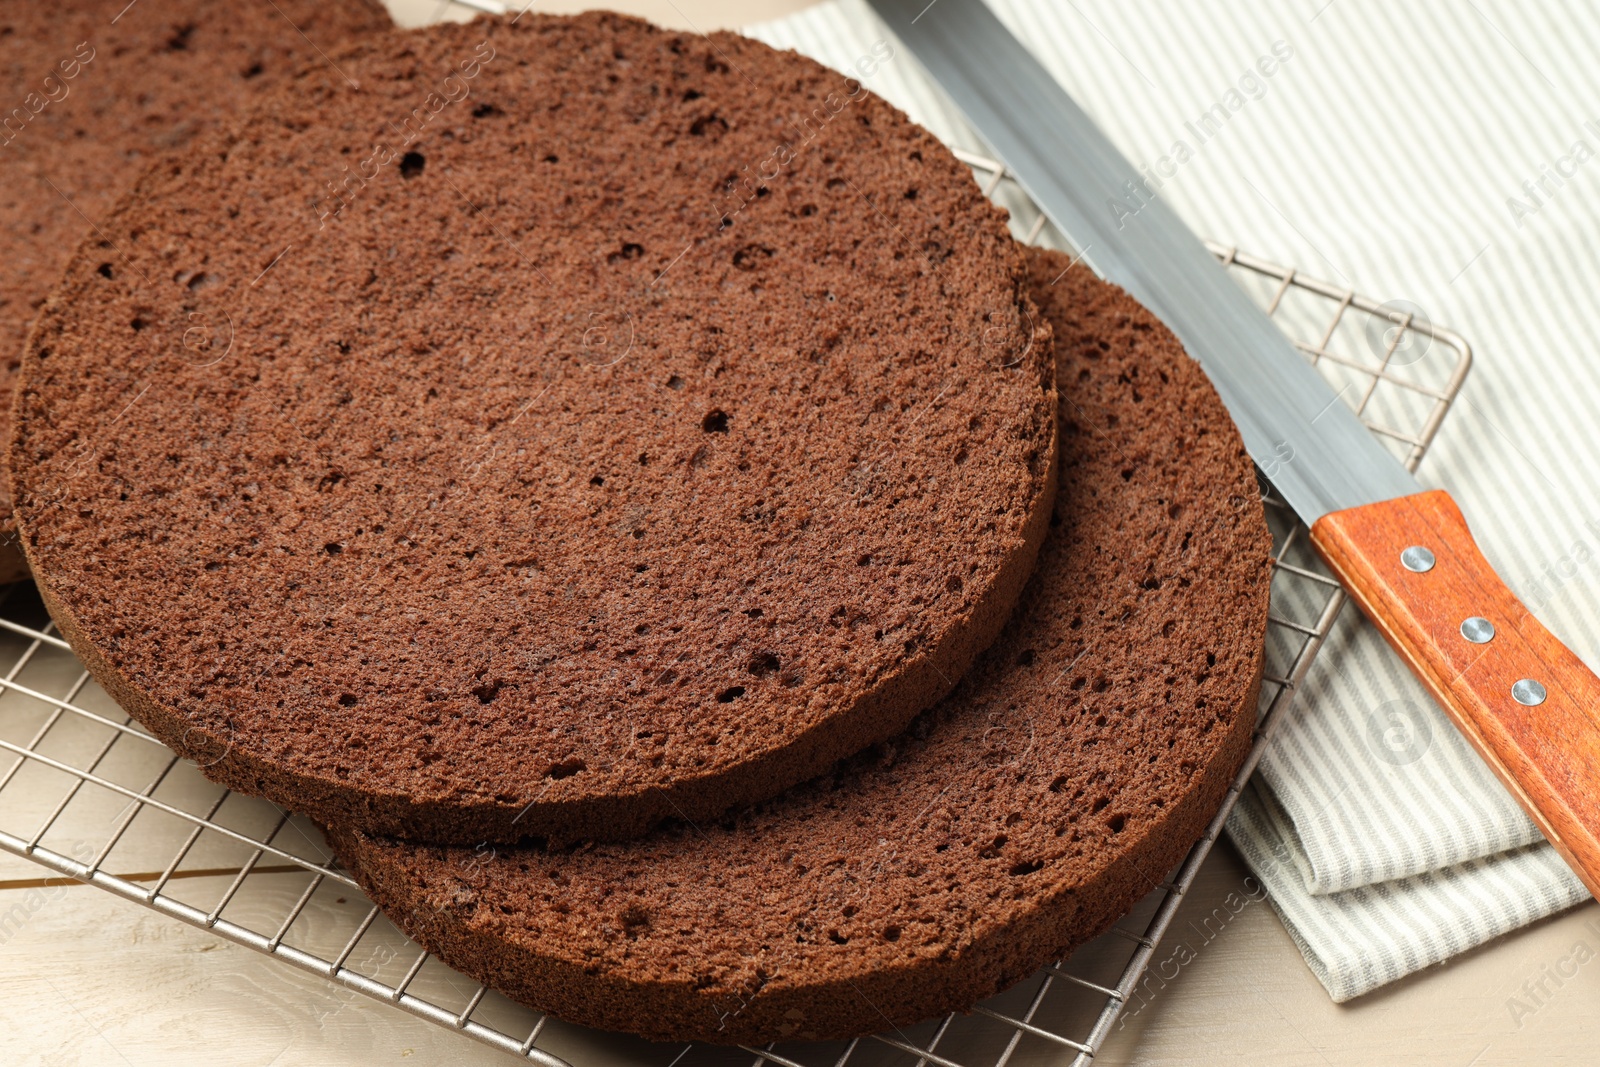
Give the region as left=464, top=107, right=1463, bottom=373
left=1311, top=488, right=1600, bottom=900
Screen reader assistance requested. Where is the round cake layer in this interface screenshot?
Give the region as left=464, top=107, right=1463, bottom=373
left=11, top=14, right=1058, bottom=845
left=327, top=246, right=1272, bottom=1044
left=0, top=0, right=393, bottom=582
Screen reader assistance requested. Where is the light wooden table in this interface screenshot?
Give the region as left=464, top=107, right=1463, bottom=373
left=6, top=1, right=1596, bottom=1064
left=6, top=839, right=1596, bottom=1066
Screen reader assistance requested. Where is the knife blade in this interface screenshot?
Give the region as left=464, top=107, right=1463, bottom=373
left=869, top=0, right=1600, bottom=900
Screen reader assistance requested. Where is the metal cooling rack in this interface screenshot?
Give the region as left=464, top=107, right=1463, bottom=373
left=0, top=143, right=1470, bottom=1066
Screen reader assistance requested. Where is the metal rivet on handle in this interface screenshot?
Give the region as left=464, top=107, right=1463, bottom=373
left=1512, top=679, right=1547, bottom=706
left=1401, top=545, right=1436, bottom=572
left=1460, top=617, right=1495, bottom=644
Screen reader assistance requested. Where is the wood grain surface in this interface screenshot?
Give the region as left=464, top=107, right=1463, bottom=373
left=1312, top=489, right=1600, bottom=900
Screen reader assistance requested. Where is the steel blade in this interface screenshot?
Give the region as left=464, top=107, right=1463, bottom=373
left=867, top=0, right=1420, bottom=523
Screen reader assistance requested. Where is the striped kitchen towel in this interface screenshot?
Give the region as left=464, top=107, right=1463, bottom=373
left=749, top=0, right=1600, bottom=1001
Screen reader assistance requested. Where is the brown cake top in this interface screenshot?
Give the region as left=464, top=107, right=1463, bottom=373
left=0, top=0, right=393, bottom=538
left=12, top=13, right=1058, bottom=844
left=328, top=246, right=1273, bottom=1044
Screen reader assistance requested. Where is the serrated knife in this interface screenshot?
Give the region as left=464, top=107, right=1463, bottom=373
left=868, top=0, right=1600, bottom=899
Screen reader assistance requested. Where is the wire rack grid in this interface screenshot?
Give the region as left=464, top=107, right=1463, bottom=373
left=0, top=147, right=1470, bottom=1067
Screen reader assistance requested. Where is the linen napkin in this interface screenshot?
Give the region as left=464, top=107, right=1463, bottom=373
left=748, top=0, right=1600, bottom=1002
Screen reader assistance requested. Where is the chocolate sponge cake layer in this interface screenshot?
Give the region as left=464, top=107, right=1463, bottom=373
left=0, top=0, right=394, bottom=581
left=11, top=14, right=1059, bottom=845
left=326, top=246, right=1272, bottom=1044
